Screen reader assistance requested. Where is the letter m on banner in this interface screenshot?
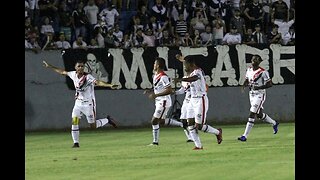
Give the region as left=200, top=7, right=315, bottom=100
left=109, top=48, right=152, bottom=89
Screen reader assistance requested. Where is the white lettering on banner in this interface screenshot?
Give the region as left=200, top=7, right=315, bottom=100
left=211, top=45, right=238, bottom=86
left=179, top=46, right=212, bottom=86
left=107, top=45, right=294, bottom=89
left=109, top=48, right=152, bottom=89
left=270, top=44, right=295, bottom=84
left=236, top=44, right=270, bottom=85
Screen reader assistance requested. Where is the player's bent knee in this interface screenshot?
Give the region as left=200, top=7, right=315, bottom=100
left=72, top=117, right=80, bottom=125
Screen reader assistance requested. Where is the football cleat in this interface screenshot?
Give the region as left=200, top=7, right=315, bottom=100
left=147, top=142, right=159, bottom=146
left=72, top=143, right=80, bottom=148
left=107, top=115, right=118, bottom=128
left=273, top=121, right=279, bottom=134
left=192, top=146, right=203, bottom=150
left=237, top=136, right=247, bottom=142
left=186, top=139, right=193, bottom=143
left=216, top=128, right=223, bottom=144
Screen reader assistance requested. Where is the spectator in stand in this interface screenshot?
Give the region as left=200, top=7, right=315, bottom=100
left=181, top=32, right=194, bottom=47
left=71, top=1, right=88, bottom=42
left=113, top=24, right=123, bottom=47
left=57, top=0, right=73, bottom=42
left=72, top=35, right=88, bottom=49
left=244, top=0, right=264, bottom=30
left=222, top=25, right=241, bottom=45
left=193, top=29, right=202, bottom=47
left=41, top=32, right=56, bottom=50
left=142, top=28, right=156, bottom=47
left=272, top=16, right=294, bottom=44
left=151, top=0, right=167, bottom=24
left=242, top=27, right=255, bottom=45
left=212, top=12, right=226, bottom=34
left=84, top=0, right=100, bottom=42
left=200, top=25, right=213, bottom=46
left=252, top=24, right=266, bottom=44
left=54, top=32, right=71, bottom=49
left=174, top=14, right=188, bottom=41
left=40, top=16, right=55, bottom=47
left=207, top=0, right=228, bottom=22
left=99, top=4, right=119, bottom=28
left=133, top=28, right=145, bottom=47
left=229, top=8, right=246, bottom=38
left=159, top=29, right=173, bottom=47
left=282, top=25, right=295, bottom=45
left=135, top=5, right=150, bottom=26
left=28, top=0, right=40, bottom=26
left=170, top=0, right=189, bottom=22
left=267, top=24, right=281, bottom=44
left=122, top=32, right=134, bottom=49
left=93, top=25, right=105, bottom=48
left=87, top=38, right=99, bottom=48
left=261, top=0, right=272, bottom=32
left=25, top=32, right=41, bottom=53
left=132, top=17, right=145, bottom=36
left=38, top=0, right=59, bottom=32
left=190, top=9, right=209, bottom=34
left=104, top=27, right=120, bottom=48
left=271, top=0, right=289, bottom=22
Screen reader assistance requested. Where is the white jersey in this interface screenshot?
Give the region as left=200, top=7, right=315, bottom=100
left=67, top=71, right=96, bottom=102
left=245, top=66, right=271, bottom=94
left=189, top=68, right=207, bottom=98
left=153, top=71, right=172, bottom=106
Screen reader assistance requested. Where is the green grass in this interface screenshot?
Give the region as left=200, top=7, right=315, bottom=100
left=26, top=122, right=294, bottom=180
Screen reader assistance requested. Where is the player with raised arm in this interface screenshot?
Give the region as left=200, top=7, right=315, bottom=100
left=174, top=55, right=222, bottom=150
left=144, top=57, right=185, bottom=146
left=238, top=55, right=279, bottom=142
left=43, top=60, right=118, bottom=148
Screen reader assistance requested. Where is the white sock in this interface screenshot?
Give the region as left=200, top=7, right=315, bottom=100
left=165, top=118, right=183, bottom=127
left=96, top=118, right=109, bottom=128
left=71, top=125, right=79, bottom=143
left=243, top=118, right=255, bottom=137
left=261, top=113, right=276, bottom=125
left=200, top=124, right=220, bottom=135
left=152, top=124, right=160, bottom=143
left=188, top=126, right=202, bottom=148
left=184, top=129, right=193, bottom=140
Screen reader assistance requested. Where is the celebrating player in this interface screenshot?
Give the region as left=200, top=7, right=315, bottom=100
left=174, top=55, right=222, bottom=150
left=237, top=55, right=279, bottom=142
left=43, top=60, right=118, bottom=148
left=144, top=57, right=185, bottom=146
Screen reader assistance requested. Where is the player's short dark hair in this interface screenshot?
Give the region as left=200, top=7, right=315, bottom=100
left=184, top=56, right=195, bottom=65
left=253, top=54, right=263, bottom=62
left=76, top=60, right=85, bottom=64
left=155, top=57, right=167, bottom=70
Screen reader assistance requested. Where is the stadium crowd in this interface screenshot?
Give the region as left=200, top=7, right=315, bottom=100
left=25, top=0, right=295, bottom=53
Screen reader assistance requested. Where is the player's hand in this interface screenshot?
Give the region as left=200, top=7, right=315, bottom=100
left=173, top=78, right=182, bottom=83
left=42, top=60, right=49, bottom=68
left=148, top=92, right=156, bottom=99
left=143, top=89, right=151, bottom=94
left=110, top=84, right=119, bottom=89
left=175, top=54, right=185, bottom=62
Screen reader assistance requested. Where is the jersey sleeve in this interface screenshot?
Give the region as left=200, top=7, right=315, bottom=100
left=86, top=74, right=97, bottom=85
left=262, top=70, right=271, bottom=82
left=67, top=71, right=75, bottom=81
left=161, top=75, right=171, bottom=88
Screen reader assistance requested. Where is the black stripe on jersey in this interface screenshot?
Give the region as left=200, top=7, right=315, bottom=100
left=154, top=78, right=161, bottom=86
left=253, top=72, right=263, bottom=82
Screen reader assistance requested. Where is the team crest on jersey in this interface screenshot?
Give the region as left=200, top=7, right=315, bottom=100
left=157, top=110, right=162, bottom=114
left=197, top=114, right=202, bottom=118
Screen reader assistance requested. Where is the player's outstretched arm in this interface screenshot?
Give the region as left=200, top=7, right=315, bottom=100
left=95, top=80, right=119, bottom=89
left=43, top=60, right=67, bottom=75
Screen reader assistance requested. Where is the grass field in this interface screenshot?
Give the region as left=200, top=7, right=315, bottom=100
left=25, top=122, right=294, bottom=180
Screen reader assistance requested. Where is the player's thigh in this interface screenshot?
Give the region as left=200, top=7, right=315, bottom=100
left=180, top=101, right=189, bottom=119
left=82, top=104, right=96, bottom=124
left=153, top=104, right=171, bottom=119
left=72, top=104, right=82, bottom=118
left=249, top=94, right=265, bottom=114
left=193, top=97, right=209, bottom=124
